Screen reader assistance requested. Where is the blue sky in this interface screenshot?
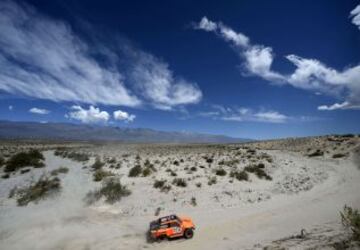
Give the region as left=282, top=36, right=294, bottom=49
left=0, top=0, right=359, bottom=139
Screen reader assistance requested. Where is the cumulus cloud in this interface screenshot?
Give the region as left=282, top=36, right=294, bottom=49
left=113, top=110, right=136, bottom=122
left=29, top=107, right=50, bottom=115
left=0, top=1, right=201, bottom=110
left=195, top=16, right=360, bottom=110
left=67, top=105, right=109, bottom=123
left=200, top=105, right=289, bottom=123
left=197, top=16, right=217, bottom=31
left=350, top=4, right=360, bottom=29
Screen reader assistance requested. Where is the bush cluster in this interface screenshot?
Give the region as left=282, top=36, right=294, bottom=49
left=5, top=149, right=45, bottom=172
left=85, top=178, right=131, bottom=205
left=9, top=174, right=61, bottom=206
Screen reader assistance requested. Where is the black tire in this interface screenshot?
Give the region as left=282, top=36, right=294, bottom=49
left=184, top=228, right=194, bottom=239
left=157, top=235, right=166, bottom=242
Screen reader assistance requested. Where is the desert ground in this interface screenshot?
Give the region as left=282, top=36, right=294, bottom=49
left=0, top=135, right=360, bottom=250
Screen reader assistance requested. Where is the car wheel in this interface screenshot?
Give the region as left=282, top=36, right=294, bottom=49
left=184, top=228, right=194, bottom=239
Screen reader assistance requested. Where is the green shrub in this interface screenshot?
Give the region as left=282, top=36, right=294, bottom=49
left=208, top=176, right=217, bottom=185
left=307, top=149, right=324, bottom=157
left=0, top=156, right=4, bottom=167
left=190, top=166, right=197, bottom=172
left=50, top=167, right=69, bottom=176
left=153, top=179, right=166, bottom=189
left=340, top=205, right=360, bottom=241
left=5, top=149, right=45, bottom=172
left=196, top=182, right=202, bottom=188
left=10, top=174, right=61, bottom=206
left=218, top=159, right=240, bottom=167
left=54, top=148, right=89, bottom=162
left=244, top=164, right=272, bottom=180
left=172, top=178, right=187, bottom=187
left=142, top=167, right=152, bottom=177
left=85, top=178, right=131, bottom=205
left=333, top=153, right=347, bottom=158
left=128, top=164, right=142, bottom=177
left=2, top=174, right=10, bottom=179
left=93, top=169, right=114, bottom=182
left=66, top=152, right=89, bottom=162
left=153, top=180, right=171, bottom=192
left=20, top=169, right=31, bottom=174
left=190, top=197, right=197, bottom=206
left=230, top=170, right=249, bottom=181
left=215, top=168, right=227, bottom=176
left=91, top=157, right=105, bottom=170
left=107, top=157, right=116, bottom=164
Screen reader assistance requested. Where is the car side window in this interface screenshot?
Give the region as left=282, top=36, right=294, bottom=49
left=160, top=224, right=169, bottom=229
left=170, top=222, right=179, bottom=228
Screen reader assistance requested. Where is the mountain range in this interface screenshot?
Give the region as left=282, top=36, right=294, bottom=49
left=0, top=120, right=250, bottom=143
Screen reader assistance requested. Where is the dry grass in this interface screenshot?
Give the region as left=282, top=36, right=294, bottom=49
left=9, top=174, right=61, bottom=206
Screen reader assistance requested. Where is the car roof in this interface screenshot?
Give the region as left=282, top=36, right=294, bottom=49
left=159, top=214, right=179, bottom=224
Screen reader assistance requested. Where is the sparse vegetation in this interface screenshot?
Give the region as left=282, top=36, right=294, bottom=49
left=172, top=178, right=187, bottom=187
left=85, top=178, right=131, bottom=205
left=208, top=176, right=217, bottom=185
left=0, top=156, right=4, bottom=167
left=190, top=166, right=197, bottom=172
left=307, top=149, right=324, bottom=157
left=332, top=153, right=347, bottom=158
left=153, top=179, right=166, bottom=189
left=215, top=168, right=227, bottom=176
left=2, top=173, right=10, bottom=179
left=244, top=164, right=272, bottom=180
left=93, top=169, right=114, bottom=182
left=91, top=157, right=105, bottom=170
left=230, top=170, right=249, bottom=181
left=340, top=205, right=360, bottom=241
left=55, top=148, right=89, bottom=162
left=128, top=164, right=142, bottom=177
left=190, top=197, right=197, bottom=206
left=153, top=180, right=171, bottom=192
left=155, top=207, right=161, bottom=216
left=5, top=149, right=45, bottom=172
left=142, top=167, right=152, bottom=177
left=219, top=159, right=240, bottom=167
left=50, top=167, right=69, bottom=176
left=9, top=174, right=61, bottom=206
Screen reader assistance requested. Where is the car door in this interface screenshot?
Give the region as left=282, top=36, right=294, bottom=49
left=169, top=222, right=182, bottom=237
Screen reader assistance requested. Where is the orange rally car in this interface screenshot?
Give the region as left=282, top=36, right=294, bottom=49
left=148, top=214, right=195, bottom=241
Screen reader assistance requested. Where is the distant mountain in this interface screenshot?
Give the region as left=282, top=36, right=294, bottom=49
left=0, top=120, right=251, bottom=143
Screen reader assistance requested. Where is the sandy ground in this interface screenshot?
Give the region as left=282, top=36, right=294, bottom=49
left=0, top=136, right=359, bottom=250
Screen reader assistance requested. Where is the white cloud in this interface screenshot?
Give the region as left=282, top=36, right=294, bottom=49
left=29, top=107, right=50, bottom=115
left=0, top=1, right=139, bottom=107
left=350, top=4, right=360, bottom=30
left=243, top=46, right=285, bottom=82
left=67, top=105, right=109, bottom=123
left=218, top=23, right=249, bottom=47
left=129, top=50, right=202, bottom=110
left=318, top=101, right=360, bottom=111
left=0, top=1, right=202, bottom=111
left=195, top=17, right=283, bottom=83
left=195, top=16, right=360, bottom=110
left=197, top=16, right=217, bottom=31
left=113, top=110, right=136, bottom=122
left=201, top=105, right=289, bottom=123
left=8, top=105, right=13, bottom=111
